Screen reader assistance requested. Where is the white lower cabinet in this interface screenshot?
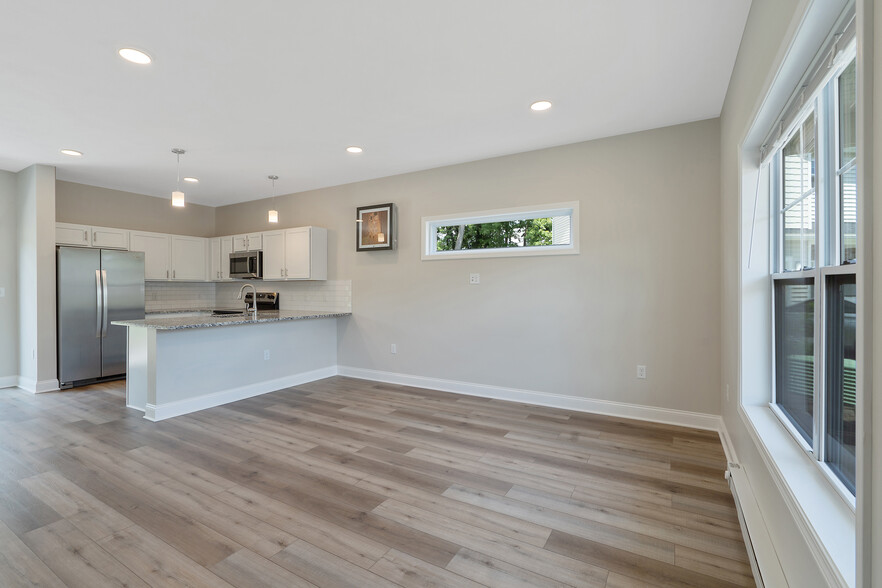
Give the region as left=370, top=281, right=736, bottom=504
left=130, top=231, right=171, bottom=280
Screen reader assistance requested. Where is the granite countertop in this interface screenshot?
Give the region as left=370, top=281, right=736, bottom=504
left=145, top=308, right=219, bottom=315
left=113, top=310, right=351, bottom=330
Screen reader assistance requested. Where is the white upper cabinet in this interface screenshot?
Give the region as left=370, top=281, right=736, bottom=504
left=284, top=226, right=327, bottom=280
left=233, top=233, right=262, bottom=252
left=91, top=226, right=129, bottom=249
left=262, top=230, right=285, bottom=280
left=170, top=236, right=207, bottom=281
left=210, top=236, right=234, bottom=281
left=129, top=231, right=209, bottom=281
left=56, top=223, right=129, bottom=250
left=130, top=231, right=171, bottom=280
left=56, top=223, right=91, bottom=247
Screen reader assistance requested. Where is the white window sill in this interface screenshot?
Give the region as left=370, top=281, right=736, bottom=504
left=739, top=403, right=855, bottom=586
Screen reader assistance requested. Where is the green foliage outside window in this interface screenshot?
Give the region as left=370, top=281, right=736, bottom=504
left=436, top=218, right=553, bottom=251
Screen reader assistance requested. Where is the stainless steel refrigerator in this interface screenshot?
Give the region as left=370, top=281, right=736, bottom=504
left=57, top=246, right=145, bottom=387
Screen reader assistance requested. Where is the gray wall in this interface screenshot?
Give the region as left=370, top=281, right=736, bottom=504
left=217, top=119, right=722, bottom=414
left=0, top=170, right=18, bottom=382
left=16, top=165, right=57, bottom=388
left=56, top=181, right=216, bottom=237
left=719, top=0, right=832, bottom=584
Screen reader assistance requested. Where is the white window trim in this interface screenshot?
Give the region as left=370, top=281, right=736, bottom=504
left=421, top=201, right=579, bottom=261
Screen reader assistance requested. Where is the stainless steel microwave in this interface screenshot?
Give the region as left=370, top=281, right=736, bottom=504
left=229, top=250, right=262, bottom=279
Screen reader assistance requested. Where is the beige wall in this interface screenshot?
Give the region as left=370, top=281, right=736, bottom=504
left=217, top=119, right=722, bottom=414
left=56, top=181, right=216, bottom=237
left=0, top=170, right=18, bottom=382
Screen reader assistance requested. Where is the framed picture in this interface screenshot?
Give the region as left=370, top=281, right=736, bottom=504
left=356, top=203, right=394, bottom=251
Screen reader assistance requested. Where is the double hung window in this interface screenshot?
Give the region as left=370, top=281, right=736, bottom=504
left=770, top=49, right=857, bottom=497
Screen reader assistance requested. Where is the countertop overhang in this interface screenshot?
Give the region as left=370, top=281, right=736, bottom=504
left=112, top=310, right=351, bottom=330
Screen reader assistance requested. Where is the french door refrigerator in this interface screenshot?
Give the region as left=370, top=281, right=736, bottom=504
left=57, top=246, right=145, bottom=387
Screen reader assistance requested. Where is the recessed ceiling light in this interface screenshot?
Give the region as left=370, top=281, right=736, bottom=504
left=118, top=48, right=152, bottom=65
left=346, top=146, right=363, bottom=154
left=530, top=100, right=552, bottom=111
left=60, top=149, right=82, bottom=157
left=183, top=177, right=199, bottom=183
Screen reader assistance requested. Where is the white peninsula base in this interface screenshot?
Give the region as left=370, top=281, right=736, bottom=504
left=119, top=313, right=344, bottom=421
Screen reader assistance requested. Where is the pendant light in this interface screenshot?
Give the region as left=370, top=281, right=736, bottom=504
left=171, top=148, right=186, bottom=207
left=267, top=175, right=279, bottom=223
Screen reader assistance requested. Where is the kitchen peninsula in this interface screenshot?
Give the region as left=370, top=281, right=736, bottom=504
left=113, top=310, right=350, bottom=421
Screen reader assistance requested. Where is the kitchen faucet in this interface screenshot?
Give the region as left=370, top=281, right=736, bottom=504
left=237, top=283, right=258, bottom=319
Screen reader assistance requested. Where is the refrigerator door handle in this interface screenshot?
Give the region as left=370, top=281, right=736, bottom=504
left=101, top=270, right=109, bottom=338
left=95, top=269, right=103, bottom=338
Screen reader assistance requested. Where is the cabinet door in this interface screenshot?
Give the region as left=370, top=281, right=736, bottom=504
left=247, top=233, right=263, bottom=251
left=56, top=223, right=91, bottom=247
left=220, top=237, right=233, bottom=279
left=284, top=228, right=310, bottom=279
left=262, top=231, right=285, bottom=280
left=210, top=238, right=222, bottom=280
left=130, top=232, right=171, bottom=280
left=91, top=226, right=129, bottom=250
left=233, top=235, right=249, bottom=252
left=171, top=236, right=207, bottom=281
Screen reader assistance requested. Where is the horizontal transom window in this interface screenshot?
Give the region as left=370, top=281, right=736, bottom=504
left=421, top=202, right=579, bottom=260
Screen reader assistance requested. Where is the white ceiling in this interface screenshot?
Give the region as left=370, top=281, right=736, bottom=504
left=0, top=1, right=751, bottom=207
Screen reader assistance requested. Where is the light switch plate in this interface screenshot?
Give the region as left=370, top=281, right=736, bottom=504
left=469, top=273, right=480, bottom=285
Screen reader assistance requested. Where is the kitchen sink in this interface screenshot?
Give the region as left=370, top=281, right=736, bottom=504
left=211, top=309, right=246, bottom=317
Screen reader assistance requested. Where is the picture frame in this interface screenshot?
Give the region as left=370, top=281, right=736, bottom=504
left=356, top=203, right=395, bottom=251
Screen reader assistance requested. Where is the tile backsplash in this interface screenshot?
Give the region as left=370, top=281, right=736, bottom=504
left=215, top=280, right=352, bottom=313
left=145, top=282, right=216, bottom=312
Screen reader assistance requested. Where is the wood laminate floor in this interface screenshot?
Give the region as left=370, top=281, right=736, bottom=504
left=0, top=376, right=754, bottom=587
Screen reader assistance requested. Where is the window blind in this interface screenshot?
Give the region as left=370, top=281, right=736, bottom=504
left=760, top=5, right=855, bottom=162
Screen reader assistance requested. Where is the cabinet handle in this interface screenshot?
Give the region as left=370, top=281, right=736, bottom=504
left=166, top=270, right=169, bottom=279
left=84, top=230, right=88, bottom=241
left=173, top=270, right=176, bottom=279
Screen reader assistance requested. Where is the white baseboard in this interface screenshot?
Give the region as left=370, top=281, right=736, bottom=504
left=337, top=365, right=722, bottom=431
left=14, top=377, right=59, bottom=394
left=0, top=376, right=18, bottom=389
left=144, top=366, right=338, bottom=421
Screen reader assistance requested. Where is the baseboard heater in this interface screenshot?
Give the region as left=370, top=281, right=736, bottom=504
left=726, top=463, right=788, bottom=587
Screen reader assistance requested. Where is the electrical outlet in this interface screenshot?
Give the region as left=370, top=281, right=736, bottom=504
left=263, top=349, right=270, bottom=361
left=637, top=365, right=646, bottom=379
left=391, top=343, right=397, bottom=354
left=0, top=287, right=5, bottom=297
left=469, top=273, right=480, bottom=285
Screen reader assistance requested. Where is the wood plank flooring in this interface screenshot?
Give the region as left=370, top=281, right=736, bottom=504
left=0, top=376, right=755, bottom=587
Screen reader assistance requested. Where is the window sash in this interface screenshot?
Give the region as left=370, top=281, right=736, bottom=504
left=769, top=50, right=858, bottom=502
left=422, top=202, right=579, bottom=260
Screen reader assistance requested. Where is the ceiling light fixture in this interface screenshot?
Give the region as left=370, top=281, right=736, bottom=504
left=171, top=148, right=186, bottom=208
left=530, top=100, right=552, bottom=111
left=118, top=48, right=152, bottom=65
left=346, top=146, right=363, bottom=154
left=183, top=177, right=199, bottom=183
left=60, top=149, right=83, bottom=157
left=267, top=175, right=279, bottom=223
